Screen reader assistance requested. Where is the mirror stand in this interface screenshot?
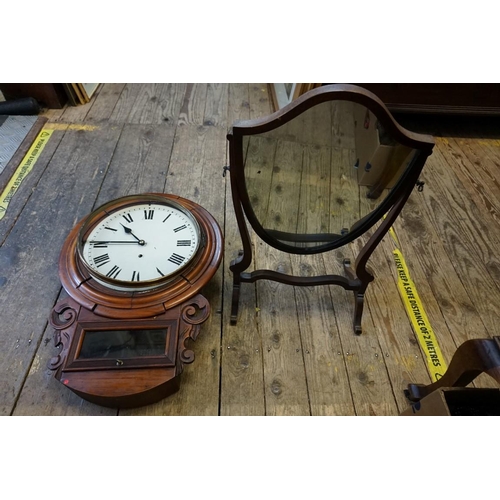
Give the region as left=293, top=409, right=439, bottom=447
left=229, top=170, right=419, bottom=334
left=227, top=85, right=434, bottom=334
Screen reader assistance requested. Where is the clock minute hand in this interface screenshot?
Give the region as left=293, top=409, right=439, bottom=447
left=89, top=240, right=142, bottom=245
left=120, top=223, right=146, bottom=246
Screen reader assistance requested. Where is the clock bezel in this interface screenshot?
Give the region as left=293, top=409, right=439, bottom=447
left=58, top=193, right=223, bottom=319
left=77, top=194, right=203, bottom=291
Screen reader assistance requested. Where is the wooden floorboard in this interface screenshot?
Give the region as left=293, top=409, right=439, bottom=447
left=2, top=84, right=500, bottom=415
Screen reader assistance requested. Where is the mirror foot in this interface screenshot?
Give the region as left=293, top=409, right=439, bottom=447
left=353, top=291, right=366, bottom=335
left=230, top=281, right=241, bottom=326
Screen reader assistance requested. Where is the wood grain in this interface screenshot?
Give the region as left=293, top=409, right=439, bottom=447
left=414, top=148, right=500, bottom=335
left=109, top=84, right=143, bottom=123
left=177, top=83, right=208, bottom=126
left=122, top=125, right=227, bottom=415
left=2, top=124, right=123, bottom=415
left=93, top=124, right=176, bottom=204
left=85, top=84, right=126, bottom=122
left=228, top=83, right=250, bottom=124
left=221, top=83, right=266, bottom=415
left=204, top=83, right=229, bottom=127
left=0, top=127, right=66, bottom=244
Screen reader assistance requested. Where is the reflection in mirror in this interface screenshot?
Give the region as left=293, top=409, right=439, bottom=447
left=243, top=100, right=416, bottom=249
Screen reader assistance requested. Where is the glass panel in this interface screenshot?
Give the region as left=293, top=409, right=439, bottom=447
left=78, top=329, right=167, bottom=359
left=243, top=100, right=416, bottom=249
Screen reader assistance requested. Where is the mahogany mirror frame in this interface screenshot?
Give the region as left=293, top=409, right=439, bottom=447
left=227, top=84, right=435, bottom=334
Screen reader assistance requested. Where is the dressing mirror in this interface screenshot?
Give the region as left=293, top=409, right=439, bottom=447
left=227, top=84, right=434, bottom=333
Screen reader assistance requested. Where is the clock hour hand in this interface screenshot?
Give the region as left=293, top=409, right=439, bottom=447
left=120, top=223, right=145, bottom=246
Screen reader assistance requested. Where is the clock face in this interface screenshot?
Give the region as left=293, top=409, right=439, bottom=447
left=80, top=200, right=201, bottom=291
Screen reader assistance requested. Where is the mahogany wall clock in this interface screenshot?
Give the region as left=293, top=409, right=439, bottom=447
left=48, top=193, right=223, bottom=408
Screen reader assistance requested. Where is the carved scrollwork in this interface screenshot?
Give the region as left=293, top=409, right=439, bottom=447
left=48, top=331, right=71, bottom=371
left=180, top=295, right=210, bottom=325
left=49, top=300, right=78, bottom=329
left=178, top=294, right=210, bottom=366
left=48, top=299, right=79, bottom=371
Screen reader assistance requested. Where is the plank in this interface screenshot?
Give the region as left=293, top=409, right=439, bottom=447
left=203, top=83, right=229, bottom=127
left=57, top=84, right=103, bottom=123
left=298, top=144, right=332, bottom=238
left=322, top=249, right=400, bottom=415
left=2, top=124, right=123, bottom=415
left=248, top=136, right=310, bottom=414
left=219, top=82, right=269, bottom=415
left=254, top=247, right=311, bottom=415
left=329, top=147, right=362, bottom=235
left=0, top=124, right=66, bottom=243
left=289, top=254, right=355, bottom=415
left=441, top=137, right=500, bottom=230
left=122, top=125, right=227, bottom=415
left=393, top=196, right=499, bottom=390
left=395, top=195, right=492, bottom=345
left=93, top=124, right=176, bottom=204
left=109, top=84, right=143, bottom=123
left=427, top=145, right=500, bottom=283
left=413, top=149, right=500, bottom=336
left=220, top=177, right=265, bottom=415
left=228, top=83, right=250, bottom=124
left=243, top=135, right=277, bottom=227
left=85, top=84, right=126, bottom=122
left=126, top=83, right=185, bottom=124
left=284, top=142, right=354, bottom=414
left=177, top=83, right=208, bottom=126
left=249, top=84, right=272, bottom=118
left=265, top=139, right=304, bottom=236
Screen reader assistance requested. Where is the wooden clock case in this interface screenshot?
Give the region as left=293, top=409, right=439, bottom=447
left=49, top=194, right=223, bottom=409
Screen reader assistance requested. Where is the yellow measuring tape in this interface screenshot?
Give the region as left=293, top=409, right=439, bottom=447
left=387, top=224, right=447, bottom=382
left=0, top=128, right=53, bottom=221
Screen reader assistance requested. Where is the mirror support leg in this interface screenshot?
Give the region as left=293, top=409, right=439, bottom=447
left=344, top=258, right=374, bottom=335
left=406, top=337, right=500, bottom=402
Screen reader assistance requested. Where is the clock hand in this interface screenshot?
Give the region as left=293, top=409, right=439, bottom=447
left=120, top=223, right=146, bottom=246
left=89, top=240, right=142, bottom=244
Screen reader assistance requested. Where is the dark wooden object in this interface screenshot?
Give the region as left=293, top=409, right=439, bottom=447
left=406, top=337, right=500, bottom=402
left=227, top=84, right=434, bottom=334
left=49, top=193, right=223, bottom=408
left=353, top=84, right=500, bottom=116
left=0, top=83, right=68, bottom=109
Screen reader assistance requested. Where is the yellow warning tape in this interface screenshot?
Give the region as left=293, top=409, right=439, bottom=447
left=0, top=128, right=54, bottom=221
left=387, top=222, right=447, bottom=382
left=44, top=123, right=99, bottom=131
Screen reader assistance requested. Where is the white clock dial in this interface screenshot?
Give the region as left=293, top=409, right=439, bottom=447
left=82, top=201, right=200, bottom=290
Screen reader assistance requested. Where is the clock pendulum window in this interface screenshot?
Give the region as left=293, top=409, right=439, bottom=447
left=48, top=194, right=223, bottom=409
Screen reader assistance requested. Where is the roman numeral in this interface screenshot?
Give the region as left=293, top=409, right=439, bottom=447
left=156, top=267, right=165, bottom=276
left=106, top=265, right=121, bottom=279
left=163, top=214, right=171, bottom=222
left=177, top=239, right=191, bottom=246
left=123, top=213, right=133, bottom=223
left=168, top=253, right=185, bottom=266
left=144, top=209, right=154, bottom=220
left=93, top=253, right=110, bottom=267
left=93, top=243, right=108, bottom=248
left=105, top=227, right=117, bottom=232
left=173, top=224, right=187, bottom=233
left=131, top=271, right=140, bottom=281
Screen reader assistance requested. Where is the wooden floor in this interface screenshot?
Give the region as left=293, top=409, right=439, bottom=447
left=1, top=83, right=500, bottom=416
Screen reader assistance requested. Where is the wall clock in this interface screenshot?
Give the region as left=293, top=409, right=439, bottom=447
left=48, top=193, right=223, bottom=409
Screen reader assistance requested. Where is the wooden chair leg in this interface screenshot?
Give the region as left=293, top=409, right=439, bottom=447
left=406, top=337, right=500, bottom=402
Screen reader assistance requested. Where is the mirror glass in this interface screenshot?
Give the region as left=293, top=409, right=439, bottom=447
left=243, top=100, right=416, bottom=249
